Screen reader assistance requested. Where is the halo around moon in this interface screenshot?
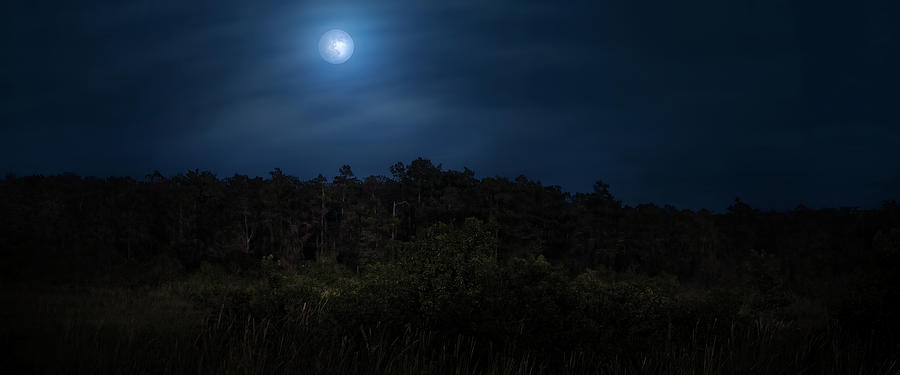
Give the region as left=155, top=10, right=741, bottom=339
left=318, top=29, right=354, bottom=64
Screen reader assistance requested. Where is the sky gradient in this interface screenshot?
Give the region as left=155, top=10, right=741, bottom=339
left=2, top=0, right=899, bottom=210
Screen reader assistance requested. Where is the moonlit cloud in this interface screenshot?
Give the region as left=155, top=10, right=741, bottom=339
left=1, top=0, right=898, bottom=210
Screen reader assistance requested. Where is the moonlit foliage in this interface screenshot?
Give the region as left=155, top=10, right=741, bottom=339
left=318, top=29, right=354, bottom=64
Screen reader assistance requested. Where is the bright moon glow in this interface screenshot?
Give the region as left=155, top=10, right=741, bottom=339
left=318, top=29, right=354, bottom=64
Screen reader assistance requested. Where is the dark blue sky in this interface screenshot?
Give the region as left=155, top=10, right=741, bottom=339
left=2, top=0, right=899, bottom=210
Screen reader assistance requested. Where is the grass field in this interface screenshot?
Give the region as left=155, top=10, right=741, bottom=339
left=3, top=264, right=896, bottom=375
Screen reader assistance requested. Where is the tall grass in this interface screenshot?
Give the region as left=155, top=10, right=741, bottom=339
left=4, top=283, right=896, bottom=375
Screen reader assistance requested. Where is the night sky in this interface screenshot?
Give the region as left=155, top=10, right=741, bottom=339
left=2, top=0, right=899, bottom=210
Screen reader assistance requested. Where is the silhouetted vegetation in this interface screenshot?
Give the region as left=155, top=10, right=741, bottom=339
left=1, top=158, right=898, bottom=374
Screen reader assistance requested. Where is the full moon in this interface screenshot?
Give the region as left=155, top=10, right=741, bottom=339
left=318, top=29, right=354, bottom=64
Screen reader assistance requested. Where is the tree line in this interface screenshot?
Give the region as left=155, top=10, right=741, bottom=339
left=2, top=157, right=897, bottom=288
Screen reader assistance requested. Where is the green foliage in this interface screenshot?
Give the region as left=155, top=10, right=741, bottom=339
left=739, top=249, right=793, bottom=319
left=570, top=268, right=679, bottom=351
left=399, top=218, right=499, bottom=318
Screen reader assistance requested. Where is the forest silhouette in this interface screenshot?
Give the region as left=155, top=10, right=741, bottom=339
left=1, top=158, right=898, bottom=374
